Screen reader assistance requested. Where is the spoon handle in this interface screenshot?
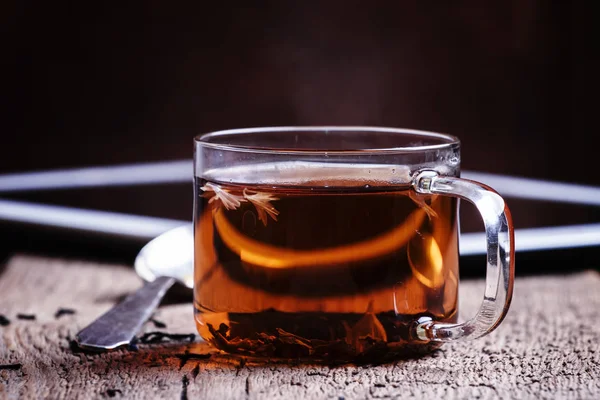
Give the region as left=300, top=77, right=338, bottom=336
left=76, top=276, right=176, bottom=351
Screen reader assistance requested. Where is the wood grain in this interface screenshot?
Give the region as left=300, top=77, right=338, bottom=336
left=1, top=255, right=599, bottom=399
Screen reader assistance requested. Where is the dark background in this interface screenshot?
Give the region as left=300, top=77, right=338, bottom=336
left=1, top=1, right=598, bottom=272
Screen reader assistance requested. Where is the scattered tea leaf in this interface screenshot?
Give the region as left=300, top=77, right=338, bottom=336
left=133, top=332, right=196, bottom=345
left=201, top=182, right=246, bottom=210
left=69, top=339, right=81, bottom=353
left=105, top=388, right=122, bottom=397
left=205, top=319, right=414, bottom=363
left=344, top=302, right=387, bottom=353
left=0, top=315, right=10, bottom=326
left=217, top=323, right=229, bottom=336
left=276, top=328, right=312, bottom=344
left=408, top=191, right=438, bottom=219
left=149, top=318, right=167, bottom=329
left=17, top=313, right=36, bottom=321
left=0, top=363, right=22, bottom=371
left=227, top=337, right=255, bottom=351
left=201, top=183, right=280, bottom=226
left=55, top=308, right=76, bottom=319
left=207, top=324, right=231, bottom=350
left=243, top=189, right=280, bottom=226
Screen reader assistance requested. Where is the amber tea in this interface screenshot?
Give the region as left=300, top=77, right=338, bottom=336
left=193, top=162, right=459, bottom=361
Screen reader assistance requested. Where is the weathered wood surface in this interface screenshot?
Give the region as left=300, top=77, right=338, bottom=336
left=0, top=255, right=599, bottom=399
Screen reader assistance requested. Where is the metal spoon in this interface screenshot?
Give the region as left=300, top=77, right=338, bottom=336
left=75, top=224, right=194, bottom=351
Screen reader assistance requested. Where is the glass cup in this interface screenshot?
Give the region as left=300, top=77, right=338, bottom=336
left=193, top=127, right=514, bottom=362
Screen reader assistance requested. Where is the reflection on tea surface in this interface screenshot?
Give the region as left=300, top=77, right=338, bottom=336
left=194, top=163, right=459, bottom=361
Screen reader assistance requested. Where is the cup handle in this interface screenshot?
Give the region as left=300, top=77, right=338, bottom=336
left=410, top=170, right=515, bottom=341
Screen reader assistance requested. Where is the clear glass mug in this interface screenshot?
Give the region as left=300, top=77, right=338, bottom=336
left=193, top=127, right=514, bottom=362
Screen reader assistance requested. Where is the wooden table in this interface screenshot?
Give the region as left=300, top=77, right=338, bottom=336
left=1, top=255, right=599, bottom=399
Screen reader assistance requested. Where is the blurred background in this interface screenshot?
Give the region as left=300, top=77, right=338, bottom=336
left=1, top=1, right=598, bottom=272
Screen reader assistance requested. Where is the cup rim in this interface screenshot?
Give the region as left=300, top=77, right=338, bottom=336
left=195, top=126, right=460, bottom=155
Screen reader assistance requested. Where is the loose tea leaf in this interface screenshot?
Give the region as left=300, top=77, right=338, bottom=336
left=0, top=363, right=22, bottom=371
left=344, top=302, right=387, bottom=353
left=55, top=308, right=76, bottom=319
left=204, top=312, right=430, bottom=364
left=201, top=182, right=246, bottom=210
left=242, top=188, right=280, bottom=226
left=0, top=315, right=10, bottom=326
left=200, top=182, right=280, bottom=226
left=105, top=388, right=122, bottom=397
left=149, top=318, right=167, bottom=329
left=133, top=332, right=196, bottom=345
left=275, top=328, right=312, bottom=345
left=16, top=314, right=36, bottom=321
left=208, top=323, right=360, bottom=360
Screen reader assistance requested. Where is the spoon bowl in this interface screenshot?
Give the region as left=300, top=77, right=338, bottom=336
left=134, top=224, right=194, bottom=289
